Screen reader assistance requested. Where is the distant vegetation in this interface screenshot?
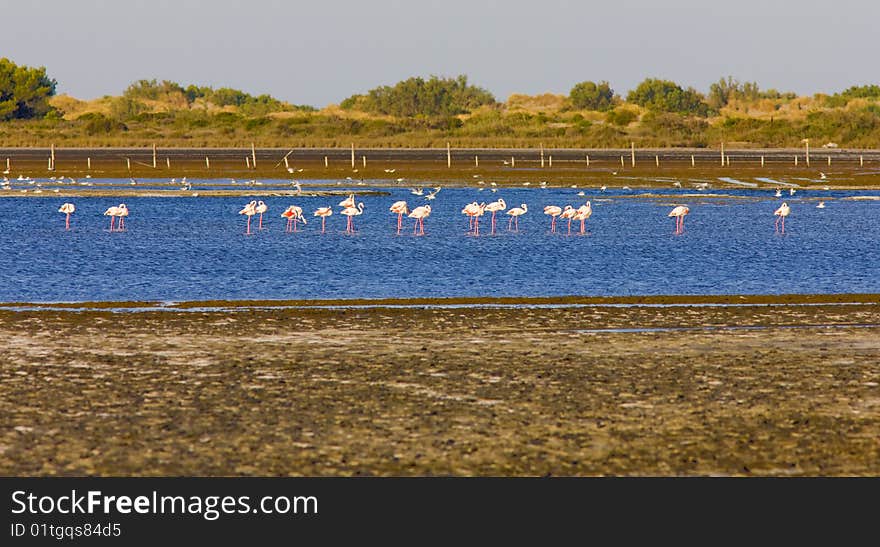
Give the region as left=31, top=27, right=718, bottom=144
left=1, top=59, right=879, bottom=149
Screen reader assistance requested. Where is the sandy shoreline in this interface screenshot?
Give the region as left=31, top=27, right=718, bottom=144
left=2, top=295, right=878, bottom=476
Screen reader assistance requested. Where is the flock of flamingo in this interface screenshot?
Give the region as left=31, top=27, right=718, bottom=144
left=54, top=195, right=795, bottom=235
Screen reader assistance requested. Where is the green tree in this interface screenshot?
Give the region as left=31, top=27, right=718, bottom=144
left=627, top=78, right=709, bottom=116
left=0, top=58, right=57, bottom=120
left=569, top=80, right=615, bottom=111
left=344, top=75, right=495, bottom=117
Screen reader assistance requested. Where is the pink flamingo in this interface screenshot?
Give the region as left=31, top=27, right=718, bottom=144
left=506, top=203, right=527, bottom=232
left=58, top=203, right=75, bottom=230
left=668, top=205, right=689, bottom=235
left=462, top=201, right=478, bottom=232
left=408, top=204, right=431, bottom=235
left=543, top=205, right=562, bottom=233
left=116, top=204, right=129, bottom=231
left=313, top=206, right=332, bottom=233
left=340, top=202, right=364, bottom=233
left=255, top=200, right=268, bottom=229
left=774, top=202, right=790, bottom=234
left=484, top=198, right=506, bottom=234
left=575, top=202, right=592, bottom=234
left=239, top=200, right=257, bottom=234
left=389, top=200, right=409, bottom=234
left=281, top=205, right=306, bottom=232
left=338, top=194, right=356, bottom=208
left=461, top=202, right=485, bottom=235
left=558, top=205, right=576, bottom=234
left=103, top=205, right=120, bottom=231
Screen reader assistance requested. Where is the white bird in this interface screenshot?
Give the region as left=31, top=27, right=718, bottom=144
left=338, top=194, right=356, bottom=208
left=410, top=187, right=424, bottom=196
left=506, top=203, right=528, bottom=231
left=600, top=185, right=607, bottom=192
left=774, top=202, right=791, bottom=233
left=668, top=205, right=689, bottom=234
left=425, top=187, right=441, bottom=200
left=673, top=181, right=682, bottom=188
left=816, top=201, right=826, bottom=209
left=577, top=191, right=586, bottom=197
left=819, top=172, right=827, bottom=180
left=384, top=168, right=396, bottom=173
left=775, top=188, right=783, bottom=197
left=789, top=188, right=796, bottom=195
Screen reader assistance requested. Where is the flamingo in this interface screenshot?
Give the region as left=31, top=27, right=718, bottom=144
left=255, top=200, right=268, bottom=229
left=103, top=205, right=119, bottom=231
left=408, top=204, right=431, bottom=235
left=471, top=202, right=486, bottom=235
left=239, top=200, right=257, bottom=234
left=341, top=202, right=364, bottom=233
left=668, top=205, right=689, bottom=234
left=281, top=205, right=306, bottom=232
left=338, top=194, right=356, bottom=208
left=484, top=198, right=506, bottom=234
left=506, top=203, right=527, bottom=232
left=389, top=200, right=409, bottom=234
left=116, top=204, right=129, bottom=231
left=575, top=201, right=592, bottom=234
left=559, top=205, right=576, bottom=235
left=543, top=205, right=562, bottom=233
left=774, top=202, right=790, bottom=233
left=461, top=201, right=481, bottom=233
left=313, top=206, right=332, bottom=233
left=58, top=202, right=75, bottom=230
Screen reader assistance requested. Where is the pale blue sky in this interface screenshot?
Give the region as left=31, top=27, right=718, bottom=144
left=3, top=0, right=878, bottom=107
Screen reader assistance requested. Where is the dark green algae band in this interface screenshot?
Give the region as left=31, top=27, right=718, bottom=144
left=2, top=293, right=879, bottom=310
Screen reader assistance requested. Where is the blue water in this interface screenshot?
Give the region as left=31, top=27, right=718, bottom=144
left=1, top=184, right=878, bottom=302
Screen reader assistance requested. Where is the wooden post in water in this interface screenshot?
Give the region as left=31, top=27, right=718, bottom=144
left=447, top=142, right=451, bottom=168
left=620, top=155, right=625, bottom=168
left=87, top=157, right=91, bottom=170
left=655, top=155, right=659, bottom=167
left=511, top=156, right=515, bottom=168
left=860, top=155, right=864, bottom=166
left=720, top=142, right=724, bottom=166
left=761, top=156, right=765, bottom=167
left=246, top=156, right=250, bottom=169
left=351, top=143, right=355, bottom=168
left=152, top=143, right=157, bottom=168
left=284, top=156, right=289, bottom=169
left=549, top=155, right=552, bottom=167
left=630, top=142, right=635, bottom=167
left=585, top=155, right=590, bottom=167
left=5, top=157, right=9, bottom=171
left=691, top=155, right=695, bottom=167
left=726, top=154, right=730, bottom=166
left=47, top=157, right=52, bottom=170
left=50, top=144, right=55, bottom=171
left=827, top=156, right=831, bottom=166
left=794, top=155, right=798, bottom=166
left=251, top=143, right=257, bottom=168
left=126, top=157, right=131, bottom=170
left=540, top=143, right=545, bottom=168
left=362, top=155, right=366, bottom=168
left=474, top=155, right=479, bottom=167
left=205, top=156, right=210, bottom=169
left=324, top=156, right=328, bottom=168
left=166, top=157, right=171, bottom=169
left=805, top=139, right=810, bottom=166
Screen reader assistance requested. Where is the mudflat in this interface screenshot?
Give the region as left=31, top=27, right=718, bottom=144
left=2, top=297, right=879, bottom=476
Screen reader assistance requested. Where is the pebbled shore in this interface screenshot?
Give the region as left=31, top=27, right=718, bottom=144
left=1, top=296, right=879, bottom=476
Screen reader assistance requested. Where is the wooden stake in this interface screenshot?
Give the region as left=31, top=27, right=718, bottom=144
left=720, top=142, right=724, bottom=166
left=251, top=142, right=257, bottom=168
left=48, top=157, right=52, bottom=170
left=585, top=155, right=590, bottom=167
left=794, top=155, right=798, bottom=166
left=324, top=156, right=328, bottom=168
left=691, top=155, right=695, bottom=167
left=630, top=142, right=635, bottom=167
left=655, top=155, right=659, bottom=167
left=447, top=142, right=451, bottom=168
left=620, top=155, right=625, bottom=168
left=50, top=143, right=55, bottom=170
left=475, top=155, right=479, bottom=167
left=805, top=140, right=810, bottom=166
left=860, top=155, right=864, bottom=166
left=152, top=143, right=157, bottom=168
left=761, top=156, right=765, bottom=167
left=166, top=157, right=171, bottom=169
left=362, top=155, right=366, bottom=168
left=5, top=157, right=8, bottom=170
left=205, top=156, right=210, bottom=169
left=549, top=155, right=552, bottom=167
left=126, top=157, right=131, bottom=170
left=726, top=155, right=730, bottom=166
left=540, top=143, right=545, bottom=168
left=87, top=157, right=91, bottom=170
left=284, top=156, right=289, bottom=169
left=827, top=156, right=831, bottom=166
left=511, top=156, right=515, bottom=168
left=246, top=156, right=251, bottom=169
left=351, top=143, right=355, bottom=168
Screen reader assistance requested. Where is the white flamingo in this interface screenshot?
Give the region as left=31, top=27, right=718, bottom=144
left=506, top=203, right=527, bottom=232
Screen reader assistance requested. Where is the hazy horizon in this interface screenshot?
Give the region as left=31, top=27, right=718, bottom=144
left=3, top=0, right=878, bottom=107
